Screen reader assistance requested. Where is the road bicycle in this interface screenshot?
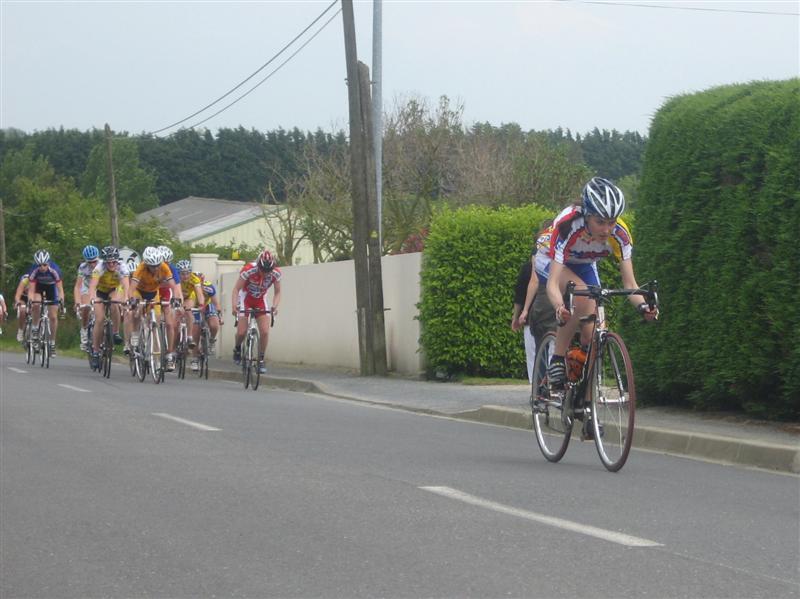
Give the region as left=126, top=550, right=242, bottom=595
left=174, top=308, right=190, bottom=380
left=132, top=299, right=169, bottom=384
left=91, top=298, right=126, bottom=378
left=28, top=299, right=60, bottom=369
left=237, top=307, right=273, bottom=390
left=20, top=303, right=34, bottom=365
left=531, top=280, right=658, bottom=472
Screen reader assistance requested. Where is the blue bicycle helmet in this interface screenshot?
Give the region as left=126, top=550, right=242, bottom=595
left=82, top=245, right=100, bottom=261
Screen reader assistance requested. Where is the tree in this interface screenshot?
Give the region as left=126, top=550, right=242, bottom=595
left=82, top=137, right=158, bottom=213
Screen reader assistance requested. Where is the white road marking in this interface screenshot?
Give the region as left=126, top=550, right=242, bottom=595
left=58, top=384, right=91, bottom=393
left=420, top=486, right=662, bottom=548
left=8, top=367, right=27, bottom=374
left=151, top=413, right=221, bottom=431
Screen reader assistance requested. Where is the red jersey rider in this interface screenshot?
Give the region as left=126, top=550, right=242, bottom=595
left=231, top=249, right=282, bottom=374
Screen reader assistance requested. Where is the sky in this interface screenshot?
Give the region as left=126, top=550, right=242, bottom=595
left=1, top=0, right=798, bottom=138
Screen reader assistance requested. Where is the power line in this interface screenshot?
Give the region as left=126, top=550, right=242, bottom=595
left=183, top=8, right=342, bottom=132
left=580, top=1, right=800, bottom=16
left=151, top=0, right=338, bottom=135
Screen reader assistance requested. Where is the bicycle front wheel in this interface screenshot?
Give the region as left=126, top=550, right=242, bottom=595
left=40, top=322, right=50, bottom=369
left=531, top=332, right=572, bottom=462
left=136, top=329, right=148, bottom=382
left=103, top=323, right=113, bottom=378
left=149, top=324, right=163, bottom=384
left=589, top=332, right=636, bottom=472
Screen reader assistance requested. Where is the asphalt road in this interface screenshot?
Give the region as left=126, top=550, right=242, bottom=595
left=2, top=353, right=798, bottom=598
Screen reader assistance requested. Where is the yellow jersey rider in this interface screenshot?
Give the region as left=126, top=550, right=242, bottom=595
left=87, top=246, right=131, bottom=369
left=176, top=259, right=205, bottom=371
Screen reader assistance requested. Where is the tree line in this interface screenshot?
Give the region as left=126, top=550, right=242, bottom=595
left=0, top=95, right=647, bottom=290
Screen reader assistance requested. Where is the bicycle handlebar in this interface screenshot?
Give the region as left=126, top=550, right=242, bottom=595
left=563, top=280, right=659, bottom=318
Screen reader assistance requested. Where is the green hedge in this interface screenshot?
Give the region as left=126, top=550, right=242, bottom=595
left=419, top=204, right=552, bottom=378
left=622, top=79, right=800, bottom=419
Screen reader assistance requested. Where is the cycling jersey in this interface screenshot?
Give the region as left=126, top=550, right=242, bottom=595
left=238, top=262, right=281, bottom=299
left=92, top=260, right=131, bottom=294
left=77, top=260, right=99, bottom=294
left=549, top=205, right=632, bottom=265
left=179, top=272, right=203, bottom=301
left=131, top=262, right=173, bottom=293
left=28, top=262, right=63, bottom=287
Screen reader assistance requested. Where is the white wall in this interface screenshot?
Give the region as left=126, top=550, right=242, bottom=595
left=206, top=252, right=424, bottom=375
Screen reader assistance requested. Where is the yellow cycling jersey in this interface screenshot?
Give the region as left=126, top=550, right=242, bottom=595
left=131, top=262, right=173, bottom=293
left=92, top=261, right=130, bottom=293
left=179, top=272, right=203, bottom=301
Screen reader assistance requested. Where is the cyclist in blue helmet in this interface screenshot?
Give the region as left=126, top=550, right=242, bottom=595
left=74, top=245, right=101, bottom=350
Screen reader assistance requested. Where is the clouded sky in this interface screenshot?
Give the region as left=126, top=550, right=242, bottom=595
left=1, top=1, right=797, bottom=137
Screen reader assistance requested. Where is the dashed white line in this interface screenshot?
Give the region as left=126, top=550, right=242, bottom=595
left=8, top=367, right=27, bottom=374
left=420, top=486, right=662, bottom=548
left=152, top=413, right=221, bottom=431
left=58, top=384, right=91, bottom=393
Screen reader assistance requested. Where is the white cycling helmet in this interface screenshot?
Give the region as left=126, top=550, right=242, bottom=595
left=142, top=246, right=161, bottom=266
left=158, top=245, right=173, bottom=263
left=34, top=249, right=50, bottom=265
left=582, top=177, right=625, bottom=219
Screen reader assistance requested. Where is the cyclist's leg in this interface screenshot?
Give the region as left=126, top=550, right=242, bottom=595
left=92, top=298, right=106, bottom=353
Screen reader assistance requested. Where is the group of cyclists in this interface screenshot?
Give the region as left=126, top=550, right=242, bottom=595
left=3, top=243, right=283, bottom=378
left=8, top=244, right=224, bottom=374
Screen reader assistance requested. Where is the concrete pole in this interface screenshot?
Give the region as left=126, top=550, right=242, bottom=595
left=372, top=0, right=383, bottom=249
left=104, top=124, right=120, bottom=246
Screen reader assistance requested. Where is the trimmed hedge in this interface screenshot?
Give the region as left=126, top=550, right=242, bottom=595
left=622, top=79, right=800, bottom=419
left=419, top=204, right=552, bottom=378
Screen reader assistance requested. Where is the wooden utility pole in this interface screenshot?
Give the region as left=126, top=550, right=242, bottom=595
left=342, top=0, right=373, bottom=375
left=104, top=124, right=120, bottom=246
left=341, top=0, right=387, bottom=375
left=359, top=61, right=387, bottom=375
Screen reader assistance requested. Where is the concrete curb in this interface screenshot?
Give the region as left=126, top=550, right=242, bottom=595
left=207, top=368, right=800, bottom=474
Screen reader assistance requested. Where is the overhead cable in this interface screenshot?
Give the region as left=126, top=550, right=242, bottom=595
left=151, top=0, right=338, bottom=135
left=182, top=8, right=342, bottom=132
left=580, top=1, right=799, bottom=16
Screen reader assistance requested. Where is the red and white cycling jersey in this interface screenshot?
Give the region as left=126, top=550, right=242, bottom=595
left=239, top=262, right=282, bottom=298
left=548, top=205, right=633, bottom=265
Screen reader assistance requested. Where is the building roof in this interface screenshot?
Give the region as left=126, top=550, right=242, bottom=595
left=137, top=196, right=267, bottom=242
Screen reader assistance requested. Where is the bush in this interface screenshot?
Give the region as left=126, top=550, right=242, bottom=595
left=419, top=204, right=553, bottom=378
left=622, top=79, right=800, bottom=420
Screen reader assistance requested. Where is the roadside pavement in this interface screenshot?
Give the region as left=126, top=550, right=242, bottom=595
left=207, top=357, right=800, bottom=474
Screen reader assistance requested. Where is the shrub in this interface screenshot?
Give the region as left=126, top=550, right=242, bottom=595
left=419, top=204, right=553, bottom=378
left=622, top=79, right=800, bottom=419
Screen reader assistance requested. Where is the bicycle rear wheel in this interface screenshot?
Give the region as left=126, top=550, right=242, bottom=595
left=86, top=320, right=95, bottom=369
left=531, top=332, right=572, bottom=462
left=589, top=332, right=636, bottom=472
left=25, top=323, right=33, bottom=364
left=198, top=327, right=210, bottom=379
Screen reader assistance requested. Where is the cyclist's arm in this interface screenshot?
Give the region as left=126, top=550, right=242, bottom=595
left=194, top=283, right=205, bottom=307
left=73, top=276, right=82, bottom=308
left=169, top=277, right=183, bottom=302
left=619, top=259, right=657, bottom=320
left=519, top=258, right=539, bottom=327
left=231, top=277, right=245, bottom=316
left=120, top=276, right=130, bottom=299
left=14, top=279, right=26, bottom=306
left=88, top=276, right=99, bottom=304
left=546, top=261, right=570, bottom=322
left=57, top=279, right=65, bottom=304
left=271, top=280, right=281, bottom=317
